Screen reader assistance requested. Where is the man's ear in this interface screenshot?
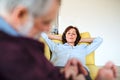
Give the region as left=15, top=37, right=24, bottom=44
left=12, top=6, right=29, bottom=25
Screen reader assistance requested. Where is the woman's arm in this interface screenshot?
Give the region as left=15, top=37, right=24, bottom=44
left=80, top=38, right=95, bottom=43
left=47, top=33, right=62, bottom=40
left=85, top=37, right=103, bottom=55
left=41, top=33, right=57, bottom=52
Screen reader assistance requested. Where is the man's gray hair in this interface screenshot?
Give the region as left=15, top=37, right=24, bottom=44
left=0, top=0, right=52, bottom=17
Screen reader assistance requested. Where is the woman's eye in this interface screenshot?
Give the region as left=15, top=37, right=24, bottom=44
left=67, top=33, right=70, bottom=34
left=72, top=34, right=75, bottom=35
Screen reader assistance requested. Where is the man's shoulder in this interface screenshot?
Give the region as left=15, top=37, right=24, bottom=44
left=0, top=31, right=44, bottom=54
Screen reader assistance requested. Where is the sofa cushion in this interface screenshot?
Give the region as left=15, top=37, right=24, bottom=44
left=80, top=32, right=95, bottom=65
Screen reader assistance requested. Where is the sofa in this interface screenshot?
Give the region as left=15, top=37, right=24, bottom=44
left=40, top=32, right=99, bottom=80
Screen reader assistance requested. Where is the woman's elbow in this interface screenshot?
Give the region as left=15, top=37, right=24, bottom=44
left=95, top=37, right=103, bottom=44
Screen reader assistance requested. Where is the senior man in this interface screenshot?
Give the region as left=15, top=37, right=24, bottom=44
left=0, top=0, right=88, bottom=80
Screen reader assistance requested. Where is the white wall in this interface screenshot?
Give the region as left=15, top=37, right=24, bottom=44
left=59, top=0, right=120, bottom=66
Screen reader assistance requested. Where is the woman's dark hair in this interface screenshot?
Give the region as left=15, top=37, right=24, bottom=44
left=57, top=0, right=61, bottom=5
left=62, top=26, right=81, bottom=46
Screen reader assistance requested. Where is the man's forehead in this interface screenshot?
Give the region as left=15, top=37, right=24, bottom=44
left=41, top=2, right=59, bottom=20
left=40, top=14, right=54, bottom=21
left=36, top=0, right=59, bottom=21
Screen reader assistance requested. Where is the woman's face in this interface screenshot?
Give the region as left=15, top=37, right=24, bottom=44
left=65, top=28, right=77, bottom=44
